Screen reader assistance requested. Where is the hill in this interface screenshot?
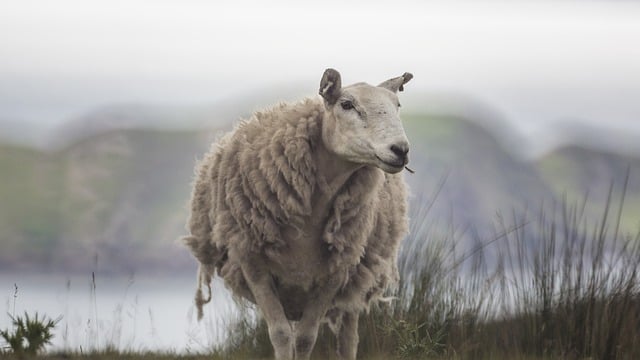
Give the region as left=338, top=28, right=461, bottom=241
left=0, top=108, right=638, bottom=274
left=0, top=129, right=212, bottom=273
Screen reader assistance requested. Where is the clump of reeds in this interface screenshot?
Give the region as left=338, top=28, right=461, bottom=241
left=486, top=181, right=640, bottom=360
left=1, top=311, right=61, bottom=356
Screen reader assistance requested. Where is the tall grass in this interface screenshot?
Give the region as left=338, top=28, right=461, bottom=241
left=485, top=182, right=640, bottom=360
left=216, top=180, right=640, bottom=360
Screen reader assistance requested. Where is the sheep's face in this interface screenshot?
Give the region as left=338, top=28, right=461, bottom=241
left=319, top=69, right=412, bottom=174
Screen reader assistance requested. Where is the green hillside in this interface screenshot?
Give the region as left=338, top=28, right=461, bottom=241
left=0, top=144, right=63, bottom=266
left=0, top=129, right=211, bottom=272
left=537, top=145, right=640, bottom=234
left=1, top=112, right=638, bottom=273
left=404, top=114, right=552, bottom=232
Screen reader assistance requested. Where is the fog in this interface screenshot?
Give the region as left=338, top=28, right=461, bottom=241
left=2, top=1, right=640, bottom=354
left=2, top=0, right=640, bottom=151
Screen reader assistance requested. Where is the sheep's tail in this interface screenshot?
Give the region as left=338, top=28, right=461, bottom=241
left=183, top=234, right=217, bottom=321
left=183, top=145, right=224, bottom=321
left=195, top=263, right=213, bottom=320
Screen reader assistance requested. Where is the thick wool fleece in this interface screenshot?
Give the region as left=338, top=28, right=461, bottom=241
left=183, top=97, right=408, bottom=320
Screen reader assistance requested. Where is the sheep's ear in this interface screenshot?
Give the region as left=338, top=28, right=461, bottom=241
left=378, top=72, right=413, bottom=93
left=319, top=68, right=342, bottom=105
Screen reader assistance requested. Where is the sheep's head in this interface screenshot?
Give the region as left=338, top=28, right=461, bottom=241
left=319, top=68, right=413, bottom=174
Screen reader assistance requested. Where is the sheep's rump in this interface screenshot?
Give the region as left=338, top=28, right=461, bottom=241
left=184, top=98, right=408, bottom=317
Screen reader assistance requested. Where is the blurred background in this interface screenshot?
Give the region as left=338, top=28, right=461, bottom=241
left=1, top=0, right=639, bottom=353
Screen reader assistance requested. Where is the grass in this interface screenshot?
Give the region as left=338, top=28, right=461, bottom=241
left=206, top=179, right=640, bottom=360
left=2, top=182, right=639, bottom=359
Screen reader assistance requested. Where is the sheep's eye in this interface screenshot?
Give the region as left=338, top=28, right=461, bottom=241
left=397, top=102, right=402, bottom=108
left=340, top=100, right=354, bottom=110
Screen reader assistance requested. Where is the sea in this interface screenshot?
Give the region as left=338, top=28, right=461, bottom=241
left=0, top=272, right=240, bottom=354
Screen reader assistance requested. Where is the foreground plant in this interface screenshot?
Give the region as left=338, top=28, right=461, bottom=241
left=1, top=312, right=61, bottom=355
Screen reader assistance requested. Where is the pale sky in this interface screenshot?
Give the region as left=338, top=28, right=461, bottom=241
left=1, top=0, right=639, bottom=150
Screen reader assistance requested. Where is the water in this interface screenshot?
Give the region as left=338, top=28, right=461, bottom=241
left=0, top=272, right=239, bottom=354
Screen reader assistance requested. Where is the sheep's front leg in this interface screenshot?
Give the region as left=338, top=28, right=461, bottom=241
left=336, top=311, right=359, bottom=360
left=294, top=275, right=343, bottom=360
left=238, top=254, right=293, bottom=360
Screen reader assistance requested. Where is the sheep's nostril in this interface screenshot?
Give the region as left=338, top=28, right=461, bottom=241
left=390, top=143, right=409, bottom=159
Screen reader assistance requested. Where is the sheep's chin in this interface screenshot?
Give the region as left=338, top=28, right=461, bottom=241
left=380, top=164, right=405, bottom=174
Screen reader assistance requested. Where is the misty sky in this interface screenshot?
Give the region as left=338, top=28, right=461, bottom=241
left=1, top=0, right=639, bottom=145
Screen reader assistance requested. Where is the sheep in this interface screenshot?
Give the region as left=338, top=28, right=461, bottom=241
left=183, top=68, right=413, bottom=360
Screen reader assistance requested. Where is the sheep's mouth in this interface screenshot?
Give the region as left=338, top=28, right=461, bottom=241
left=375, top=155, right=405, bottom=171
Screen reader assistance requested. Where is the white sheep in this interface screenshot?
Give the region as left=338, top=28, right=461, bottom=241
left=183, top=68, right=412, bottom=360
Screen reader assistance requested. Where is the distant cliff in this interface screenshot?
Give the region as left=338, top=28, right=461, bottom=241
left=1, top=104, right=638, bottom=274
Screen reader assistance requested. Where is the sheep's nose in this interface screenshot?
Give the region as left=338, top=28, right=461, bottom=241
left=390, top=142, right=409, bottom=162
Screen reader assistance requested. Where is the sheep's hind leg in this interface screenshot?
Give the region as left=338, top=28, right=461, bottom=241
left=336, top=311, right=359, bottom=360
left=238, top=256, right=293, bottom=360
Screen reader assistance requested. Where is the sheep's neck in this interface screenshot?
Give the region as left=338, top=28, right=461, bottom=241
left=313, top=138, right=361, bottom=216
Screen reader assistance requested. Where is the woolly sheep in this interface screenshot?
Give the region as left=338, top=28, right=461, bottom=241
left=183, top=68, right=413, bottom=360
